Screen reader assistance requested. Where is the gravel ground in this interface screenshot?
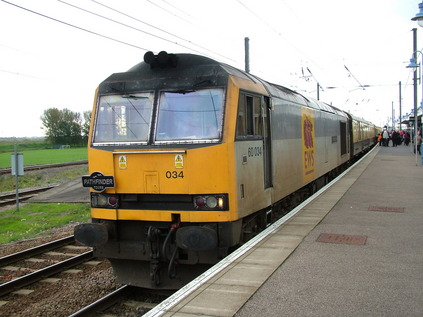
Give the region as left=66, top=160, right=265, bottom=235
left=0, top=222, right=124, bottom=317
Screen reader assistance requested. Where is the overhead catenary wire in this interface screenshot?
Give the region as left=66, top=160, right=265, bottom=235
left=1, top=0, right=237, bottom=65
left=234, top=0, right=403, bottom=109
left=146, top=0, right=191, bottom=24
left=0, top=69, right=45, bottom=79
left=235, top=0, right=322, bottom=72
left=0, top=0, right=150, bottom=52
left=90, top=0, right=236, bottom=63
left=57, top=0, right=206, bottom=56
left=344, top=64, right=367, bottom=90
left=0, top=0, right=243, bottom=81
left=306, top=67, right=324, bottom=91
left=158, top=0, right=192, bottom=18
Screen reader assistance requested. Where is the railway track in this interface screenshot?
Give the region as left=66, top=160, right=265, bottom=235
left=0, top=160, right=87, bottom=176
left=0, top=185, right=57, bottom=208
left=0, top=236, right=169, bottom=316
left=0, top=235, right=93, bottom=297
left=69, top=285, right=136, bottom=317
left=70, top=285, right=172, bottom=316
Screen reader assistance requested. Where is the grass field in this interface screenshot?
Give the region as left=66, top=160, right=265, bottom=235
left=0, top=144, right=90, bottom=244
left=0, top=148, right=87, bottom=168
left=0, top=203, right=90, bottom=244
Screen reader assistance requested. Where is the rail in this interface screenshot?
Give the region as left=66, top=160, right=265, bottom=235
left=0, top=250, right=93, bottom=297
left=0, top=161, right=87, bottom=175
left=0, top=185, right=58, bottom=208
left=0, top=235, right=93, bottom=297
left=68, top=285, right=136, bottom=317
left=0, top=235, right=74, bottom=266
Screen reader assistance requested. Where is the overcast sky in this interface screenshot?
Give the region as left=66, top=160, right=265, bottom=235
left=0, top=0, right=420, bottom=137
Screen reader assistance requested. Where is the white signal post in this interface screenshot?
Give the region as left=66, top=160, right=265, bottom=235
left=11, top=144, right=24, bottom=211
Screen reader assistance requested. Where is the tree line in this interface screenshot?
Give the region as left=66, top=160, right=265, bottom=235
left=40, top=108, right=91, bottom=146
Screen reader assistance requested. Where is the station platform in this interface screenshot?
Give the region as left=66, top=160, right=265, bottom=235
left=148, top=144, right=423, bottom=317
left=236, top=144, right=423, bottom=317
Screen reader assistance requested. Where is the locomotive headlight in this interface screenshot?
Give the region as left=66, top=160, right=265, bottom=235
left=91, top=193, right=119, bottom=208
left=97, top=194, right=108, bottom=206
left=193, top=194, right=228, bottom=211
left=206, top=196, right=218, bottom=208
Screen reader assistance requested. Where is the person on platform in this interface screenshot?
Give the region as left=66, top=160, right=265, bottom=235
left=404, top=131, right=410, bottom=146
left=391, top=130, right=399, bottom=147
left=414, top=130, right=422, bottom=155
left=382, top=128, right=389, bottom=147
left=399, top=130, right=404, bottom=145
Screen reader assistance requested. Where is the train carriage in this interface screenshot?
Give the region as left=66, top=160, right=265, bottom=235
left=349, top=113, right=379, bottom=156
left=76, top=51, right=376, bottom=288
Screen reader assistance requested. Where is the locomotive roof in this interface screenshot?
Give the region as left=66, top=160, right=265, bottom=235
left=102, top=52, right=254, bottom=84
left=99, top=51, right=349, bottom=119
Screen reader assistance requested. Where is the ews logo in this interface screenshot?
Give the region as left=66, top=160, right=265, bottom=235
left=302, top=109, right=315, bottom=181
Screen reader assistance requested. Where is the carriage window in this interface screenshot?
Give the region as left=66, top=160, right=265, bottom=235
left=156, top=89, right=224, bottom=142
left=93, top=93, right=153, bottom=143
left=352, top=120, right=360, bottom=143
left=236, top=93, right=262, bottom=138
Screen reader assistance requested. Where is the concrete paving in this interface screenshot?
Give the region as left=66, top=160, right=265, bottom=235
left=236, top=145, right=423, bottom=317
left=29, top=177, right=90, bottom=203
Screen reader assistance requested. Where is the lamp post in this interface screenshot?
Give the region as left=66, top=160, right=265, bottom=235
left=412, top=1, right=423, bottom=27
left=406, top=54, right=421, bottom=166
left=410, top=2, right=423, bottom=165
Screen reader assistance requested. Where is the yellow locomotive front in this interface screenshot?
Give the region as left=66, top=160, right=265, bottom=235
left=75, top=52, right=243, bottom=288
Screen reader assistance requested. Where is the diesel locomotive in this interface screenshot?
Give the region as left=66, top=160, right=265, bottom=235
left=75, top=51, right=377, bottom=288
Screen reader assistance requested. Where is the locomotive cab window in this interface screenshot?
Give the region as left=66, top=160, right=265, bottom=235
left=155, top=88, right=225, bottom=143
left=93, top=93, right=154, bottom=144
left=236, top=93, right=262, bottom=139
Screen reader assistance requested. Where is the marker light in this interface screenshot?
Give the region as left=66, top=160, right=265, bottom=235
left=195, top=197, right=206, bottom=207
left=108, top=196, right=118, bottom=207
left=218, top=197, right=224, bottom=209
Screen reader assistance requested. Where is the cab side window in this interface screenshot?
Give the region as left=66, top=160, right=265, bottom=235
left=236, top=92, right=262, bottom=139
